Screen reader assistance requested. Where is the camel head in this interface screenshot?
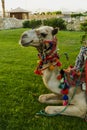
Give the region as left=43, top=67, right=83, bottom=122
left=20, top=26, right=58, bottom=52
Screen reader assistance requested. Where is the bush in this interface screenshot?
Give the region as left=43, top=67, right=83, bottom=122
left=71, top=13, right=83, bottom=18
left=23, top=18, right=66, bottom=30
left=80, top=20, right=87, bottom=44
left=30, top=19, right=42, bottom=28
left=43, top=18, right=66, bottom=30
left=80, top=20, right=87, bottom=32
left=23, top=19, right=42, bottom=28
left=22, top=20, right=30, bottom=28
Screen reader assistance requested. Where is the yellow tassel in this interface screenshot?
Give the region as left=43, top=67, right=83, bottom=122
left=49, top=65, right=54, bottom=70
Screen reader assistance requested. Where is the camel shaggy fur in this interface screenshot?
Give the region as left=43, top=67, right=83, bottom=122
left=20, top=26, right=87, bottom=118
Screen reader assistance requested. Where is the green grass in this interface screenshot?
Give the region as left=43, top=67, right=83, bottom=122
left=0, top=28, right=87, bottom=130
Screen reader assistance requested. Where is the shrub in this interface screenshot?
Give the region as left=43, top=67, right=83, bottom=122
left=80, top=20, right=87, bottom=32
left=71, top=13, right=83, bottom=18
left=80, top=20, right=87, bottom=44
left=23, top=19, right=42, bottom=28
left=23, top=18, right=66, bottom=30
left=43, top=18, right=66, bottom=30
left=22, top=20, right=30, bottom=28
left=30, top=19, right=42, bottom=28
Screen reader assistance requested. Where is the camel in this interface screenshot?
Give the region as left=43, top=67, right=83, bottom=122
left=20, top=26, right=87, bottom=119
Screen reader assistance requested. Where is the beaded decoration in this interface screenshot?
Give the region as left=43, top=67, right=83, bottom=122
left=57, top=69, right=70, bottom=106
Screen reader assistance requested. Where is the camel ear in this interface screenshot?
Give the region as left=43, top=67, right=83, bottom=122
left=52, top=28, right=58, bottom=35
left=35, top=30, right=40, bottom=35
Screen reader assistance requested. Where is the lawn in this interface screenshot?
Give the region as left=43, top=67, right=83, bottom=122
left=0, top=28, right=87, bottom=130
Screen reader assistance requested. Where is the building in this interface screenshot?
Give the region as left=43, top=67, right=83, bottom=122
left=9, top=7, right=29, bottom=19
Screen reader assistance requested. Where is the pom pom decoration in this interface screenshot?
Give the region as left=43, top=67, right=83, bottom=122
left=63, top=100, right=68, bottom=106
left=60, top=78, right=64, bottom=83
left=57, top=69, right=70, bottom=106
left=56, top=61, right=62, bottom=67
left=34, top=70, right=43, bottom=75
left=63, top=95, right=68, bottom=100
left=57, top=74, right=62, bottom=80
left=49, top=65, right=55, bottom=70
left=59, top=83, right=65, bottom=89
left=62, top=95, right=69, bottom=106
left=61, top=88, right=69, bottom=95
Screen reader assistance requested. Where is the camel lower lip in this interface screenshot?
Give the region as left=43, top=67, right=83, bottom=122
left=22, top=40, right=33, bottom=47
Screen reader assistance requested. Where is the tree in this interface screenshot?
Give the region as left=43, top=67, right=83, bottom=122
left=71, top=13, right=83, bottom=18
left=81, top=20, right=87, bottom=32
left=1, top=0, right=5, bottom=17
left=80, top=20, right=87, bottom=44
left=55, top=11, right=62, bottom=15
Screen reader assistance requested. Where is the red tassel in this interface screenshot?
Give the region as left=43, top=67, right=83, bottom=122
left=63, top=100, right=68, bottom=106
left=34, top=70, right=43, bottom=75
left=61, top=89, right=69, bottom=95
left=57, top=74, right=62, bottom=80
left=56, top=61, right=62, bottom=67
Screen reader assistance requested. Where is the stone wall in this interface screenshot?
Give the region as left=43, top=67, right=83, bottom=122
left=0, top=16, right=86, bottom=31
left=0, top=18, right=23, bottom=30
left=67, top=20, right=81, bottom=31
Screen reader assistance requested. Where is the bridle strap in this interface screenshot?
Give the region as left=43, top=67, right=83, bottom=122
left=34, top=37, right=61, bottom=75
left=38, top=37, right=57, bottom=58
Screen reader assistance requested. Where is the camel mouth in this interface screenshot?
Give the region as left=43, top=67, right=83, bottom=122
left=21, top=40, right=33, bottom=47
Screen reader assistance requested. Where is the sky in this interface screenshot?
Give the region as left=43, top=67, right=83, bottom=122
left=0, top=0, right=87, bottom=12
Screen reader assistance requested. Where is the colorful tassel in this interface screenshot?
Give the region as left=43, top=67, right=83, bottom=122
left=56, top=61, right=62, bottom=67
left=63, top=100, right=68, bottom=106
left=61, top=88, right=69, bottom=95
left=57, top=74, right=62, bottom=80
left=63, top=95, right=68, bottom=100
left=60, top=78, right=64, bottom=83
left=59, top=83, right=65, bottom=89
left=34, top=70, right=43, bottom=75
left=62, top=95, right=69, bottom=106
left=49, top=65, right=55, bottom=70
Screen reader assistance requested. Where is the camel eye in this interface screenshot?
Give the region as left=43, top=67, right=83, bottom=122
left=40, top=33, right=47, bottom=38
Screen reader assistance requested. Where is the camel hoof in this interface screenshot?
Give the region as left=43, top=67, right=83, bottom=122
left=45, top=106, right=53, bottom=114
left=38, top=95, right=47, bottom=103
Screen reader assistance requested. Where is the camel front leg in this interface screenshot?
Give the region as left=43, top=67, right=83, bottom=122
left=45, top=105, right=85, bottom=118
left=38, top=93, right=62, bottom=104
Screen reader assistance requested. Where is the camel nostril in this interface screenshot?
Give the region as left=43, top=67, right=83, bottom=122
left=21, top=39, right=25, bottom=44
left=22, top=34, right=27, bottom=39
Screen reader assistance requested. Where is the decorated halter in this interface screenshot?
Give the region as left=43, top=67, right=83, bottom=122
left=34, top=36, right=71, bottom=106
left=34, top=37, right=69, bottom=106
left=34, top=36, right=62, bottom=75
